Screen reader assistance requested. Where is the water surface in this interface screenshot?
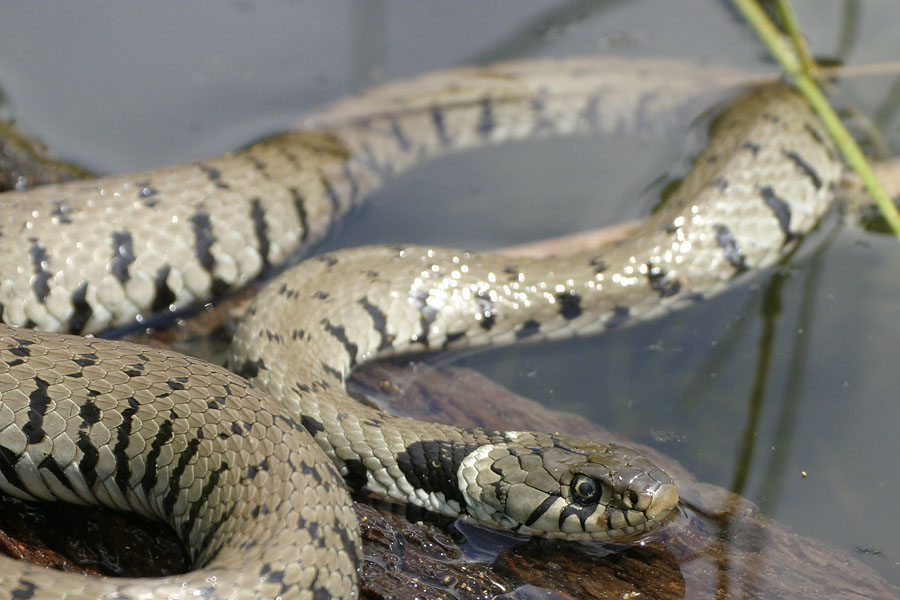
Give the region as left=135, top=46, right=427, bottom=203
left=0, top=0, right=897, bottom=590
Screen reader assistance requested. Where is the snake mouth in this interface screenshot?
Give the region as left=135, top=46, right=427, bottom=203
left=515, top=505, right=679, bottom=542
left=645, top=481, right=679, bottom=521
left=512, top=484, right=680, bottom=542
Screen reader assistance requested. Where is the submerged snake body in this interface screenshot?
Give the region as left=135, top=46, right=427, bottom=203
left=0, top=58, right=842, bottom=598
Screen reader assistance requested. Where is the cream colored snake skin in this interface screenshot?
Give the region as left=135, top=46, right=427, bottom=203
left=0, top=58, right=842, bottom=599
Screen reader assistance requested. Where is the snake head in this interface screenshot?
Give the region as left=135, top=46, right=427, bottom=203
left=457, top=433, right=678, bottom=540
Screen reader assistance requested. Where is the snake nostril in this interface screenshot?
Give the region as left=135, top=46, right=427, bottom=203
left=627, top=490, right=639, bottom=507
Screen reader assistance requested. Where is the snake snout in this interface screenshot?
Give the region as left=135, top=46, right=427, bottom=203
left=611, top=460, right=679, bottom=526
left=644, top=481, right=679, bottom=521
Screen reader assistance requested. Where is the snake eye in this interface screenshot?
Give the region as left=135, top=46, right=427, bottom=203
left=570, top=473, right=602, bottom=505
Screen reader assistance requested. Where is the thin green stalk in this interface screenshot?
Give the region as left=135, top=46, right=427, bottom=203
left=733, top=0, right=900, bottom=242
left=775, top=0, right=817, bottom=74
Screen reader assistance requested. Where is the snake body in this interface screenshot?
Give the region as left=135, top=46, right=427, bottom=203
left=0, top=58, right=842, bottom=599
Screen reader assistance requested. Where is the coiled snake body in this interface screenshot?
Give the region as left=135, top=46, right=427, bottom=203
left=0, top=58, right=842, bottom=598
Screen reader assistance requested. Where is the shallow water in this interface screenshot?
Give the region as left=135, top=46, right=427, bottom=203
left=0, top=0, right=897, bottom=591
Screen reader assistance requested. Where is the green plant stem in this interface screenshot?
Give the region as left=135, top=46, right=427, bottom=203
left=775, top=0, right=817, bottom=74
left=733, top=0, right=900, bottom=241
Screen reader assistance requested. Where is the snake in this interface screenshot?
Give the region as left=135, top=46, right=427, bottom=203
left=0, top=57, right=843, bottom=599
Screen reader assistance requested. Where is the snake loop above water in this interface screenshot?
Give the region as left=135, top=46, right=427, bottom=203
left=0, top=57, right=841, bottom=598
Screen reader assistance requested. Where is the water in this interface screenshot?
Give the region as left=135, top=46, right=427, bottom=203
left=0, top=0, right=897, bottom=590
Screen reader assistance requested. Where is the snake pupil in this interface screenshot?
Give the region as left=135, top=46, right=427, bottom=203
left=571, top=474, right=602, bottom=504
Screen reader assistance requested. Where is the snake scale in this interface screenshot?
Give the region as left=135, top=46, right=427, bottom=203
left=0, top=57, right=842, bottom=599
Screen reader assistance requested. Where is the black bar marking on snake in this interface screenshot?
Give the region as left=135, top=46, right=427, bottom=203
left=606, top=306, right=630, bottom=329
left=557, top=291, right=582, bottom=320
left=112, top=397, right=140, bottom=491
left=8, top=581, right=36, bottom=600
left=190, top=210, right=217, bottom=273
left=140, top=418, right=175, bottom=496
left=38, top=454, right=76, bottom=494
left=714, top=176, right=729, bottom=192
left=321, top=362, right=343, bottom=382
left=647, top=265, right=681, bottom=298
left=297, top=456, right=325, bottom=486
left=300, top=415, right=325, bottom=437
left=322, top=319, right=359, bottom=368
left=76, top=404, right=102, bottom=487
left=390, top=118, right=411, bottom=152
left=74, top=353, right=98, bottom=367
left=198, top=163, right=230, bottom=189
left=260, top=566, right=288, bottom=595
left=163, top=437, right=202, bottom=516
left=337, top=522, right=362, bottom=575
left=250, top=198, right=270, bottom=270
left=0, top=446, right=27, bottom=496
left=741, top=141, right=760, bottom=156
left=430, top=106, right=450, bottom=146
left=67, top=282, right=93, bottom=334
left=476, top=292, right=496, bottom=330
left=396, top=440, right=478, bottom=506
left=188, top=463, right=232, bottom=549
left=524, top=494, right=559, bottom=527
left=8, top=344, right=30, bottom=358
left=760, top=186, right=794, bottom=241
left=359, top=297, right=394, bottom=352
left=341, top=459, right=369, bottom=491
left=589, top=256, right=608, bottom=273
left=247, top=155, right=270, bottom=179
left=21, top=377, right=51, bottom=445
left=28, top=239, right=52, bottom=302
left=442, top=331, right=465, bottom=348
left=152, top=265, right=177, bottom=313
left=276, top=144, right=301, bottom=168
left=110, top=230, right=136, bottom=284
left=357, top=140, right=387, bottom=178
left=713, top=224, right=748, bottom=273
left=51, top=200, right=73, bottom=224
left=79, top=401, right=101, bottom=426
left=803, top=122, right=828, bottom=150
left=503, top=265, right=520, bottom=280
left=516, top=319, right=541, bottom=340
left=136, top=179, right=159, bottom=201
left=783, top=149, right=823, bottom=189
left=558, top=502, right=590, bottom=531
left=477, top=98, right=495, bottom=138
left=232, top=357, right=266, bottom=380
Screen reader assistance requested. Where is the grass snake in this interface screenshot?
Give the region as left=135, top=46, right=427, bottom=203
left=0, top=57, right=842, bottom=598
